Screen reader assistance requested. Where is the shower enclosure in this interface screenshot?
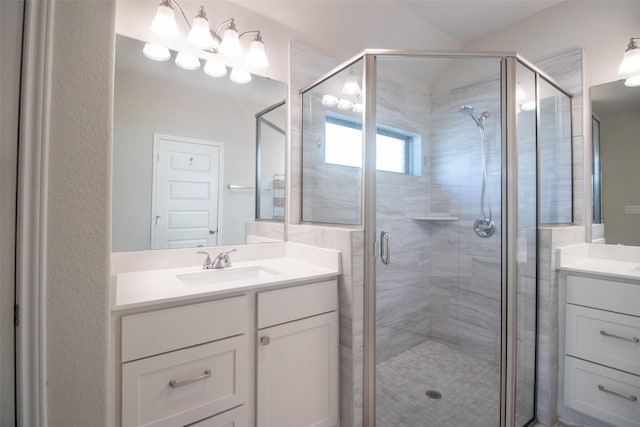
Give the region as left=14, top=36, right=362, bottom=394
left=300, top=51, right=572, bottom=427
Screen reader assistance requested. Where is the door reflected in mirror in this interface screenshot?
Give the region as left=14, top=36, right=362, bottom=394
left=112, top=35, right=286, bottom=252
left=591, top=79, right=640, bottom=245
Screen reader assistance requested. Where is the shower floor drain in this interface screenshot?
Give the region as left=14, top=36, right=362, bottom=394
left=425, top=390, right=442, bottom=400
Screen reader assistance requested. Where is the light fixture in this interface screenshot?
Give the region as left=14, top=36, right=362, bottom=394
left=246, top=33, right=269, bottom=68
left=204, top=58, right=227, bottom=78
left=143, top=43, right=171, bottom=61
left=352, top=103, right=364, bottom=113
left=175, top=51, right=200, bottom=70
left=150, top=0, right=179, bottom=38
left=618, top=38, right=640, bottom=78
left=187, top=6, right=218, bottom=49
left=337, top=99, right=355, bottom=111
left=229, top=67, right=251, bottom=84
left=219, top=20, right=243, bottom=57
left=143, top=1, right=271, bottom=84
left=625, top=74, right=640, bottom=87
left=321, top=95, right=339, bottom=107
left=342, top=69, right=361, bottom=96
left=516, top=82, right=527, bottom=105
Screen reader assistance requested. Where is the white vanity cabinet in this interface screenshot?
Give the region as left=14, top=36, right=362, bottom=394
left=120, top=296, right=249, bottom=427
left=256, top=280, right=339, bottom=427
left=563, top=274, right=640, bottom=427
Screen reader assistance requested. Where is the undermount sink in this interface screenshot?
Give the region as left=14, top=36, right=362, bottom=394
left=177, top=265, right=282, bottom=286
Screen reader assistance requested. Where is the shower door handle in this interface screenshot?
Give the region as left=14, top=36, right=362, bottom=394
left=380, top=231, right=390, bottom=265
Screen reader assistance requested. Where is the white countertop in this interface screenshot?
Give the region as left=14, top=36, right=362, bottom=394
left=557, top=243, right=640, bottom=281
left=112, top=242, right=341, bottom=311
left=113, top=257, right=339, bottom=311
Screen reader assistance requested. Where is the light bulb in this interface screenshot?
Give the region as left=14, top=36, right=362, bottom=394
left=142, top=43, right=171, bottom=61
left=352, top=103, right=364, bottom=113
left=521, top=101, right=536, bottom=111
left=625, top=74, right=640, bottom=87
left=187, top=7, right=217, bottom=49
left=219, top=22, right=242, bottom=57
left=204, top=58, right=227, bottom=78
left=229, top=67, right=251, bottom=84
left=150, top=0, right=179, bottom=38
left=321, top=95, right=339, bottom=107
left=618, top=39, right=640, bottom=78
left=246, top=36, right=269, bottom=68
left=175, top=51, right=200, bottom=70
left=342, top=74, right=361, bottom=96
left=337, top=99, right=354, bottom=111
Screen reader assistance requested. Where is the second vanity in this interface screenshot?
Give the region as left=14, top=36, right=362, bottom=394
left=558, top=243, right=640, bottom=427
left=111, top=242, right=341, bottom=427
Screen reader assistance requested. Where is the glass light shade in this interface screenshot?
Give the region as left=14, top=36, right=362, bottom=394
left=204, top=59, right=227, bottom=77
left=342, top=75, right=361, bottom=96
left=187, top=16, right=217, bottom=49
left=352, top=103, right=364, bottom=113
left=337, top=99, right=354, bottom=111
left=521, top=101, right=536, bottom=111
left=321, top=95, right=339, bottom=107
left=142, top=43, right=171, bottom=61
left=516, top=82, right=527, bottom=105
left=219, top=28, right=242, bottom=57
left=618, top=45, right=640, bottom=77
left=175, top=51, right=200, bottom=70
left=625, top=74, right=640, bottom=87
left=229, top=67, right=251, bottom=84
left=150, top=3, right=179, bottom=38
left=246, top=40, right=269, bottom=68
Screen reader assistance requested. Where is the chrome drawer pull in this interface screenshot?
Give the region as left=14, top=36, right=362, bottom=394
left=168, top=369, right=211, bottom=389
left=598, top=385, right=638, bottom=402
left=600, top=330, right=640, bottom=343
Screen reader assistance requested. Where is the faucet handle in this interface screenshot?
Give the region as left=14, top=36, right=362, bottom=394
left=196, top=251, right=213, bottom=269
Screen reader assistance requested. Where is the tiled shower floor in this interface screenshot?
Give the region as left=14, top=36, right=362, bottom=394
left=376, top=340, right=501, bottom=427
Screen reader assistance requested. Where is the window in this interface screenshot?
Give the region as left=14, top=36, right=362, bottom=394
left=324, top=115, right=420, bottom=175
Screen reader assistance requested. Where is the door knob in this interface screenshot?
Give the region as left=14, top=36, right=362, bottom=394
left=209, top=229, right=217, bottom=235
left=260, top=336, right=270, bottom=345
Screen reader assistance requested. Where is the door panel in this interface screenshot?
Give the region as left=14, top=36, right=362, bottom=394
left=152, top=135, right=223, bottom=249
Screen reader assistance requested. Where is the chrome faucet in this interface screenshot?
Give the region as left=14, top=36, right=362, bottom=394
left=197, top=251, right=215, bottom=270
left=211, top=248, right=237, bottom=269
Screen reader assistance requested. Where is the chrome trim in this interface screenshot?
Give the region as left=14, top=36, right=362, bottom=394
left=362, top=53, right=378, bottom=427
left=500, top=58, right=509, bottom=427
left=380, top=231, right=390, bottom=265
left=299, top=52, right=366, bottom=94
left=516, top=54, right=574, bottom=98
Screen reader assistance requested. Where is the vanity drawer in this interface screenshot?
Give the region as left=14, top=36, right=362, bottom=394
left=257, top=279, right=337, bottom=329
left=566, top=304, right=640, bottom=375
left=122, top=335, right=247, bottom=427
left=122, top=296, right=247, bottom=362
left=564, top=356, right=640, bottom=427
left=189, top=405, right=246, bottom=427
left=567, top=275, right=640, bottom=316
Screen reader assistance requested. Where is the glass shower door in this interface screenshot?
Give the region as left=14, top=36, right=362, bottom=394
left=372, top=55, right=504, bottom=427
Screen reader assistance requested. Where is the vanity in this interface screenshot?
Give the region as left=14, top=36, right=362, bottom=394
left=558, top=243, right=640, bottom=427
left=111, top=242, right=340, bottom=427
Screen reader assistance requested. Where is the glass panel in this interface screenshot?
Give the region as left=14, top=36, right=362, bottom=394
left=514, top=63, right=537, bottom=427
left=374, top=55, right=502, bottom=427
left=256, top=102, right=286, bottom=221
left=539, top=79, right=573, bottom=224
left=301, top=60, right=364, bottom=224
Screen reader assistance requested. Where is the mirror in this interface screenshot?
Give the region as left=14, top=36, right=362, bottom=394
left=591, top=79, right=640, bottom=245
left=112, top=34, right=286, bottom=252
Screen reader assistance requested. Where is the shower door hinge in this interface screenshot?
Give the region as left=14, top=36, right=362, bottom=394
left=373, top=240, right=379, bottom=258
left=14, top=304, right=19, bottom=327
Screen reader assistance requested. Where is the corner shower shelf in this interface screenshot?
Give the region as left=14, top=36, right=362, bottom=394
left=412, top=216, right=458, bottom=221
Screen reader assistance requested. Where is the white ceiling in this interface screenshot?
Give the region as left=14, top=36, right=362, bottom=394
left=229, top=0, right=564, bottom=55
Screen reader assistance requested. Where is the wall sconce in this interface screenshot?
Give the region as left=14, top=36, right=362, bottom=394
left=617, top=37, right=640, bottom=87
left=143, top=0, right=269, bottom=84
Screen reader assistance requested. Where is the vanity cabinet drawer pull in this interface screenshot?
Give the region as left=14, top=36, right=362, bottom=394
left=598, top=384, right=638, bottom=402
left=600, top=329, right=640, bottom=343
left=169, top=369, right=211, bottom=389
left=260, top=336, right=270, bottom=345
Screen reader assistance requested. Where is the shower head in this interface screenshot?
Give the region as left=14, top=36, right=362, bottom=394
left=458, top=105, right=489, bottom=127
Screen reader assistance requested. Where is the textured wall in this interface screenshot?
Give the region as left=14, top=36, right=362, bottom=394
left=46, top=1, right=114, bottom=425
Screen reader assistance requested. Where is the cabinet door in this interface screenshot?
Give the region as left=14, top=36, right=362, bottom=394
left=257, top=311, right=338, bottom=427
